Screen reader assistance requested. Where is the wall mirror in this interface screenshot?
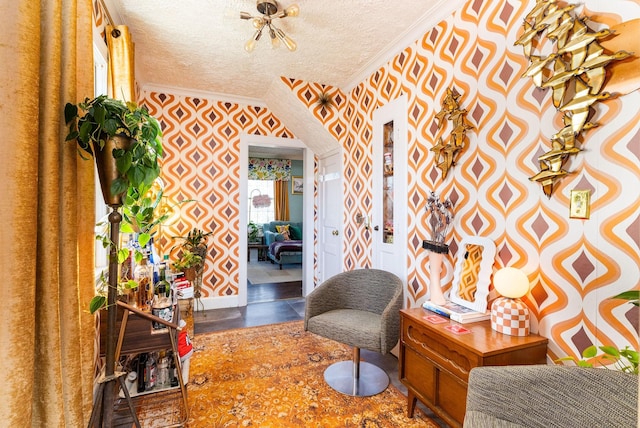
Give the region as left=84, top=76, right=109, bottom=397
left=449, top=236, right=496, bottom=313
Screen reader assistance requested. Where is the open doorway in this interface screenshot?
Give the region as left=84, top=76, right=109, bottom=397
left=246, top=167, right=302, bottom=303
left=239, top=134, right=314, bottom=307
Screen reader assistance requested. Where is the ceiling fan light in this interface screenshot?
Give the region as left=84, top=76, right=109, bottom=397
left=285, top=4, right=300, bottom=17
left=252, top=17, right=265, bottom=29
left=275, top=28, right=296, bottom=52
left=268, top=26, right=281, bottom=49
left=256, top=0, right=278, bottom=16
left=245, top=29, right=263, bottom=53
left=239, top=1, right=299, bottom=52
left=245, top=38, right=257, bottom=53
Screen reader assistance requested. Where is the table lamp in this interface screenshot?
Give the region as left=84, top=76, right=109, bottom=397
left=490, top=267, right=530, bottom=336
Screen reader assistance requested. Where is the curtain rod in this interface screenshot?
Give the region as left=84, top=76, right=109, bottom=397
left=98, top=0, right=115, bottom=27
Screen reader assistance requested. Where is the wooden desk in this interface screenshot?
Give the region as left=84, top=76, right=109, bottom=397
left=399, top=308, right=548, bottom=428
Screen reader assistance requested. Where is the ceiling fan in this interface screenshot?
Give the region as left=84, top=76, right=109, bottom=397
left=237, top=0, right=300, bottom=52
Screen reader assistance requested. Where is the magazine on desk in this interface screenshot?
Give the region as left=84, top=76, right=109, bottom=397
left=422, top=300, right=490, bottom=323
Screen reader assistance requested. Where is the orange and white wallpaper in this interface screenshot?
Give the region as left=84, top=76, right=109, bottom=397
left=140, top=0, right=639, bottom=362
left=279, top=0, right=640, bottom=361
left=138, top=92, right=295, bottom=299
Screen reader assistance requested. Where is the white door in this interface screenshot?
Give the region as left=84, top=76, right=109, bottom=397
left=372, top=95, right=408, bottom=285
left=318, top=150, right=343, bottom=283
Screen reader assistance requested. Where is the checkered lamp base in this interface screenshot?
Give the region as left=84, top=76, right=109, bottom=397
left=491, top=297, right=530, bottom=336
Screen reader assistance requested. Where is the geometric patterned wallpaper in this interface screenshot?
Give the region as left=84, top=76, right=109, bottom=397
left=140, top=0, right=639, bottom=362
left=138, top=92, right=294, bottom=300
left=281, top=0, right=640, bottom=362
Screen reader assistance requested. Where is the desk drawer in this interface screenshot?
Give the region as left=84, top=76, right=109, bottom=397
left=402, top=316, right=475, bottom=382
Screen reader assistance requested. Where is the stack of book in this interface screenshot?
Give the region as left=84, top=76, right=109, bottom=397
left=422, top=300, right=490, bottom=324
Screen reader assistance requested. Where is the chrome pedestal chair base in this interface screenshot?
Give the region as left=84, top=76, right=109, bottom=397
left=323, top=348, right=389, bottom=396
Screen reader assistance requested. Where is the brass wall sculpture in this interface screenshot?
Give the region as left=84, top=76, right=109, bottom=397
left=431, top=88, right=474, bottom=180
left=516, top=0, right=632, bottom=198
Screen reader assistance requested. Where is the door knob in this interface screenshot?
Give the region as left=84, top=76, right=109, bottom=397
left=332, top=230, right=339, bottom=236
left=373, top=225, right=379, bottom=231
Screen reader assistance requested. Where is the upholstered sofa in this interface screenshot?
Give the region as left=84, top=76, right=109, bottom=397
left=262, top=221, right=303, bottom=269
left=464, top=365, right=638, bottom=427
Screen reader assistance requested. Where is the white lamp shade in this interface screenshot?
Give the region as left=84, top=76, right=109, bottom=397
left=493, top=267, right=529, bottom=299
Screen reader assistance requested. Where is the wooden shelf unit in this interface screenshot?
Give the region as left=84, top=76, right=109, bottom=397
left=99, top=301, right=189, bottom=427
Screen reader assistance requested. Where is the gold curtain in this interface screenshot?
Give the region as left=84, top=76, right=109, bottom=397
left=0, top=0, right=96, bottom=425
left=106, top=24, right=135, bottom=102
left=274, top=180, right=290, bottom=221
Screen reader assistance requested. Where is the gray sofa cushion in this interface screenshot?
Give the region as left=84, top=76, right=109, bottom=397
left=464, top=365, right=638, bottom=428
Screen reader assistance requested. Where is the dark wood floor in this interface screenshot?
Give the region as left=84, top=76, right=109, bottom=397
left=193, top=280, right=304, bottom=334
left=248, top=280, right=302, bottom=303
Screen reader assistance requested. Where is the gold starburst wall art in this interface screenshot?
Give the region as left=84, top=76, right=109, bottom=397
left=516, top=0, right=633, bottom=198
left=431, top=87, right=474, bottom=180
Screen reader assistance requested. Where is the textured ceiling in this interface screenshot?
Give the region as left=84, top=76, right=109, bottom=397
left=104, top=0, right=460, bottom=102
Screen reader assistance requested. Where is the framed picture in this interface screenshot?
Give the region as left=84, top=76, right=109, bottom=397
left=291, top=176, right=303, bottom=194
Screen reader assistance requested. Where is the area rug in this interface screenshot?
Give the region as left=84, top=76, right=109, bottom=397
left=247, top=262, right=302, bottom=285
left=178, top=321, right=437, bottom=427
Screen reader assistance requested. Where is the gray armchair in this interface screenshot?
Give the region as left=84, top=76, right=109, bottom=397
left=464, top=365, right=638, bottom=428
left=304, top=269, right=403, bottom=396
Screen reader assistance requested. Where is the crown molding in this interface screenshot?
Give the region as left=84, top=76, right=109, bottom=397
left=139, top=82, right=267, bottom=107
left=342, top=0, right=466, bottom=93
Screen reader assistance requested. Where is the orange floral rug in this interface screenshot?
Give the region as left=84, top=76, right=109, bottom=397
left=178, top=321, right=436, bottom=427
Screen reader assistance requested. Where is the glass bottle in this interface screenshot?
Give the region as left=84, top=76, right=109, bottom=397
left=145, top=352, right=157, bottom=390
left=134, top=256, right=154, bottom=311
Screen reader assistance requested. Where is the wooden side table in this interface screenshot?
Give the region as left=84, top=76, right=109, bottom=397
left=399, top=307, right=548, bottom=428
left=248, top=242, right=268, bottom=261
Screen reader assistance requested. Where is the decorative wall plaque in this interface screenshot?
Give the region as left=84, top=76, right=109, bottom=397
left=430, top=88, right=474, bottom=180
left=516, top=0, right=633, bottom=198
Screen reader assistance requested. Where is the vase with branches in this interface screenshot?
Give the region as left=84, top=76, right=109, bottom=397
left=422, top=191, right=455, bottom=305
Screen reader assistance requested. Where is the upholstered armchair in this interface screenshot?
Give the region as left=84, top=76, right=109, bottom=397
left=304, top=269, right=403, bottom=396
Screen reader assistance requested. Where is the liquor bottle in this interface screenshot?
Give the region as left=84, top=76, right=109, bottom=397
left=120, top=234, right=136, bottom=305
left=145, top=352, right=157, bottom=390
left=134, top=256, right=154, bottom=312
left=137, top=353, right=147, bottom=393
left=156, top=351, right=170, bottom=388
left=151, top=264, right=173, bottom=328
left=169, top=351, right=179, bottom=387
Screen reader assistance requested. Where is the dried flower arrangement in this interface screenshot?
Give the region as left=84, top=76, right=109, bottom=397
left=422, top=191, right=455, bottom=254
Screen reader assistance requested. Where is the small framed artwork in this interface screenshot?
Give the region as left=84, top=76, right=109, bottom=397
left=291, top=176, right=303, bottom=194
left=570, top=189, right=590, bottom=219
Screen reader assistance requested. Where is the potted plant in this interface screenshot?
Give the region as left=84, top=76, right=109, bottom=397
left=64, top=95, right=163, bottom=206
left=172, top=228, right=211, bottom=300
left=172, top=228, right=212, bottom=260
left=65, top=95, right=164, bottom=312
left=248, top=221, right=260, bottom=243
left=172, top=249, right=203, bottom=281
left=555, top=291, right=639, bottom=374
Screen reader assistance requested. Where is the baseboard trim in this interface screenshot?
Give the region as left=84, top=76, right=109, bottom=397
left=196, top=295, right=240, bottom=310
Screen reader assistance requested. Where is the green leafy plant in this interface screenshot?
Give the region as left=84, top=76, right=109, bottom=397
left=65, top=95, right=167, bottom=314
left=172, top=228, right=212, bottom=252
left=556, top=345, right=638, bottom=374
left=64, top=95, right=163, bottom=198
left=555, top=290, right=639, bottom=374
left=611, top=290, right=639, bottom=306
left=89, top=271, right=139, bottom=314
left=171, top=227, right=211, bottom=266
left=171, top=249, right=203, bottom=272
left=248, top=221, right=260, bottom=242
